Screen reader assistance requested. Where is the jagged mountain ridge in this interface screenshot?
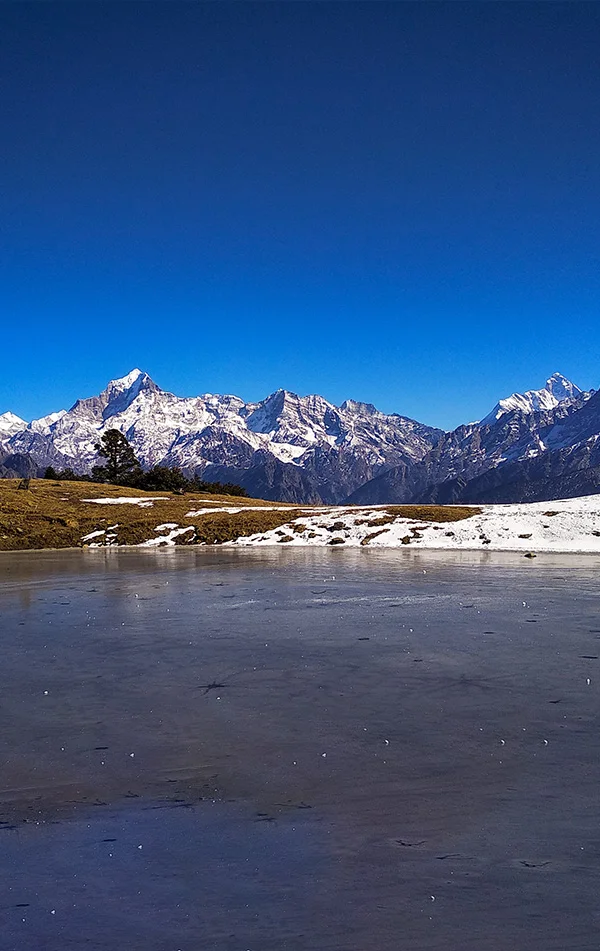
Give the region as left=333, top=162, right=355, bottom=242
left=349, top=379, right=598, bottom=505
left=0, top=370, right=443, bottom=503
left=480, top=372, right=582, bottom=424
left=2, top=369, right=598, bottom=504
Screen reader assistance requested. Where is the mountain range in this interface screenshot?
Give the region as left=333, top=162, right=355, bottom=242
left=2, top=369, right=599, bottom=504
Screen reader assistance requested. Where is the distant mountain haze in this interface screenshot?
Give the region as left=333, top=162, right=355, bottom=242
left=1, top=370, right=598, bottom=504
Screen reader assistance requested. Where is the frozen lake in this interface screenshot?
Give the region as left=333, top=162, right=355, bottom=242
left=1, top=548, right=599, bottom=950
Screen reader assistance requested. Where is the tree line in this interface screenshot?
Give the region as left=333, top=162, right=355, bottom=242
left=44, top=429, right=248, bottom=497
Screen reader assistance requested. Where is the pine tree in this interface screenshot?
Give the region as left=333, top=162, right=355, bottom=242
left=93, top=429, right=141, bottom=484
left=142, top=465, right=187, bottom=491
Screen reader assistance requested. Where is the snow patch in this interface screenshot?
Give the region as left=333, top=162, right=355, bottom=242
left=82, top=529, right=106, bottom=541
left=269, top=442, right=309, bottom=464
left=184, top=505, right=293, bottom=517
left=82, top=497, right=169, bottom=507
left=231, top=494, right=600, bottom=554
left=141, top=526, right=195, bottom=547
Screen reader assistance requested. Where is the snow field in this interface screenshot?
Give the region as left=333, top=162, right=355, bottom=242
left=78, top=493, right=600, bottom=553
left=231, top=495, right=600, bottom=554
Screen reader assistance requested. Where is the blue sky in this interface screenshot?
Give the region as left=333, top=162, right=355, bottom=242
left=1, top=2, right=598, bottom=429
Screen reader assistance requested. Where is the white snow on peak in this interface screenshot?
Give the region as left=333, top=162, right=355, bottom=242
left=29, top=410, right=67, bottom=435
left=108, top=368, right=144, bottom=392
left=340, top=399, right=378, bottom=416
left=481, top=373, right=582, bottom=425
left=96, top=368, right=153, bottom=419
left=545, top=372, right=582, bottom=402
left=0, top=411, right=27, bottom=437
left=2, top=370, right=440, bottom=476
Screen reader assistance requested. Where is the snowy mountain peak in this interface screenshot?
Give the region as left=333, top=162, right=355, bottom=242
left=341, top=399, right=378, bottom=416
left=108, top=368, right=145, bottom=392
left=481, top=373, right=584, bottom=425
left=30, top=410, right=67, bottom=435
left=545, top=372, right=581, bottom=402
left=245, top=388, right=331, bottom=441
left=99, top=369, right=157, bottom=419
left=0, top=411, right=27, bottom=437
left=0, top=370, right=444, bottom=500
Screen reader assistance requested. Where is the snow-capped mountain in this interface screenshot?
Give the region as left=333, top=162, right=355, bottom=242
left=0, top=412, right=27, bottom=440
left=2, top=369, right=599, bottom=504
left=480, top=372, right=582, bottom=424
left=0, top=370, right=443, bottom=502
left=28, top=411, right=67, bottom=436
left=349, top=374, right=597, bottom=505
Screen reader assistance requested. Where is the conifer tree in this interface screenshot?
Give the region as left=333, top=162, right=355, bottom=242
left=93, top=429, right=141, bottom=483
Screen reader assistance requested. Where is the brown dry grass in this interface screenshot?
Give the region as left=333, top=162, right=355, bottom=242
left=0, top=480, right=298, bottom=551
left=360, top=528, right=390, bottom=546
left=354, top=505, right=480, bottom=527
left=0, top=480, right=481, bottom=552
left=377, top=505, right=480, bottom=523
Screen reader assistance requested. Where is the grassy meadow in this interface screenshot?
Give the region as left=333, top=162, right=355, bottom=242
left=0, top=479, right=480, bottom=551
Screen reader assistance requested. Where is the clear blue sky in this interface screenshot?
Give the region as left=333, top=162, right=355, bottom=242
left=1, top=1, right=598, bottom=429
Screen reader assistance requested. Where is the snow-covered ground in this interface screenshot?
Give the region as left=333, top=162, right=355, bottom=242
left=82, top=524, right=119, bottom=546
left=140, top=526, right=195, bottom=547
left=82, top=496, right=169, bottom=507
left=230, top=495, right=600, bottom=554
left=184, top=504, right=293, bottom=517
left=77, top=493, right=600, bottom=553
